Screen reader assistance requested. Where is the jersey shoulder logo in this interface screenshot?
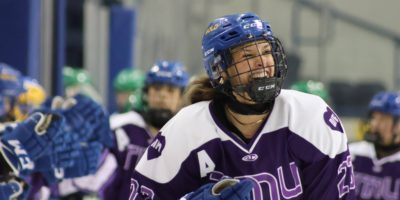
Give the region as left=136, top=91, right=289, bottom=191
left=323, top=107, right=344, bottom=133
left=147, top=133, right=166, bottom=160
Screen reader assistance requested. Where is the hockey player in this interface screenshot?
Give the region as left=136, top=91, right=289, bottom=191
left=26, top=94, right=112, bottom=199
left=101, top=60, right=189, bottom=200
left=63, top=66, right=103, bottom=104
left=0, top=63, right=69, bottom=199
left=349, top=91, right=400, bottom=199
left=130, top=12, right=355, bottom=199
left=113, top=68, right=145, bottom=114
left=13, top=77, right=47, bottom=122
left=0, top=63, right=110, bottom=199
left=0, top=63, right=25, bottom=123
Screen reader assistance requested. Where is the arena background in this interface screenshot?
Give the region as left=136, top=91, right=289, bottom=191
left=0, top=0, right=399, bottom=141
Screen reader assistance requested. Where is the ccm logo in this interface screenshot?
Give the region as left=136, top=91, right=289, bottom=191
left=242, top=154, right=259, bottom=162
left=258, top=84, right=275, bottom=91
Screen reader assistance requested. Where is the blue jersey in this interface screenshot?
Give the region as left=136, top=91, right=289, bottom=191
left=349, top=141, right=400, bottom=200
left=130, top=90, right=356, bottom=199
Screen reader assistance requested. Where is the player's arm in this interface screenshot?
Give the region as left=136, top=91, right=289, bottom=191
left=288, top=106, right=356, bottom=199
left=129, top=130, right=204, bottom=199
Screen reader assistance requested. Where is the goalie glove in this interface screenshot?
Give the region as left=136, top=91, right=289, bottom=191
left=182, top=178, right=254, bottom=200
left=0, top=111, right=64, bottom=176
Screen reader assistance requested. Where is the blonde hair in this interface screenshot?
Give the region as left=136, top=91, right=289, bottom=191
left=182, top=75, right=218, bottom=106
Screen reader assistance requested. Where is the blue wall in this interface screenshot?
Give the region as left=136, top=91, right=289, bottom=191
left=108, top=6, right=136, bottom=112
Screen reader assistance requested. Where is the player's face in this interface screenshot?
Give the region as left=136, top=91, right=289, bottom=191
left=370, top=111, right=400, bottom=145
left=226, top=40, right=275, bottom=104
left=116, top=91, right=132, bottom=111
left=147, top=84, right=182, bottom=113
left=0, top=96, right=14, bottom=122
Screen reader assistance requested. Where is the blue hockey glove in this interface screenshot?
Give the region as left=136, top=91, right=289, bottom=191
left=44, top=96, right=93, bottom=142
left=40, top=141, right=102, bottom=183
left=184, top=178, right=254, bottom=200
left=0, top=111, right=64, bottom=175
left=0, top=179, right=26, bottom=200
left=63, top=141, right=103, bottom=179
left=92, top=114, right=113, bottom=148
left=69, top=94, right=113, bottom=147
left=61, top=105, right=95, bottom=142
left=34, top=131, right=81, bottom=171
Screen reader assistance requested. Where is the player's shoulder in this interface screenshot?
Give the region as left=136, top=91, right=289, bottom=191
left=349, top=141, right=375, bottom=158
left=164, top=101, right=212, bottom=129
left=276, top=90, right=341, bottom=132
left=274, top=90, right=348, bottom=158
left=160, top=101, right=216, bottom=140
left=110, top=111, right=146, bottom=129
left=278, top=89, right=327, bottom=110
left=174, top=101, right=211, bottom=118
left=135, top=101, right=220, bottom=183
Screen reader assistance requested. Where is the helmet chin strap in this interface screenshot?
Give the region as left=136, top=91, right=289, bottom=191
left=226, top=97, right=274, bottom=115
left=219, top=77, right=277, bottom=115
left=217, top=91, right=273, bottom=115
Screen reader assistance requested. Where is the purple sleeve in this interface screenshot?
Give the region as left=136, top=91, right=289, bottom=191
left=128, top=137, right=209, bottom=200
left=288, top=134, right=356, bottom=199
left=129, top=169, right=204, bottom=200
left=300, top=150, right=356, bottom=199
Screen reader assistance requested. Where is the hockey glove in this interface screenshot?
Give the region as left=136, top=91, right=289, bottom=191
left=0, top=178, right=27, bottom=200
left=70, top=94, right=113, bottom=147
left=0, top=111, right=64, bottom=175
left=183, top=178, right=253, bottom=200
left=63, top=141, right=103, bottom=178
left=40, top=141, right=102, bottom=183
left=34, top=131, right=81, bottom=171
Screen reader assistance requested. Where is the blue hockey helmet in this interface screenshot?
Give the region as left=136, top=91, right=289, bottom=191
left=145, top=60, right=189, bottom=88
left=201, top=12, right=287, bottom=104
left=368, top=91, right=400, bottom=117
left=365, top=91, right=400, bottom=148
left=0, top=63, right=25, bottom=97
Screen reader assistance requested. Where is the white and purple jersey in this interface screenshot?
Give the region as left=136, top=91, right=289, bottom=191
left=101, top=111, right=153, bottom=200
left=349, top=141, right=400, bottom=200
left=130, top=90, right=356, bottom=199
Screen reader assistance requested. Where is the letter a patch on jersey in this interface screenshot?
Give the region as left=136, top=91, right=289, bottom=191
left=323, top=107, right=344, bottom=133
left=198, top=150, right=215, bottom=178
left=147, top=134, right=166, bottom=160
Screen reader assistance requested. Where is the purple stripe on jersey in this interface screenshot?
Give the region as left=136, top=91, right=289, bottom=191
left=130, top=128, right=356, bottom=200
left=99, top=170, right=118, bottom=200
